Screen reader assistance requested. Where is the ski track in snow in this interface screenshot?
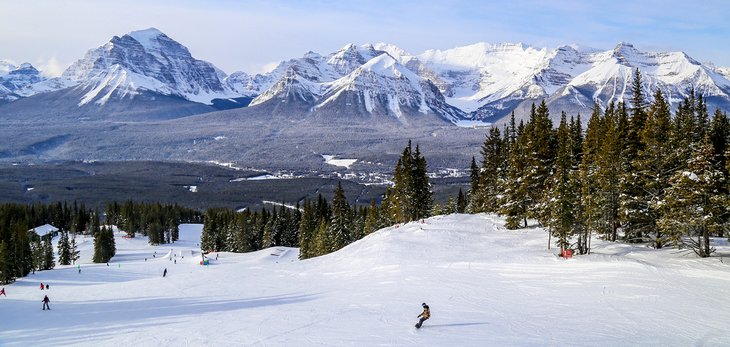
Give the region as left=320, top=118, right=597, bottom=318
left=2, top=215, right=730, bottom=346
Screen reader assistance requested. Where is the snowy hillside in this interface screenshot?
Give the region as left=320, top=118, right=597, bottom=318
left=2, top=214, right=730, bottom=346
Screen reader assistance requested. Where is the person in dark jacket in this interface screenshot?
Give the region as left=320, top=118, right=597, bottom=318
left=416, top=303, right=430, bottom=328
left=42, top=295, right=50, bottom=310
left=0, top=287, right=6, bottom=296
left=163, top=268, right=167, bottom=277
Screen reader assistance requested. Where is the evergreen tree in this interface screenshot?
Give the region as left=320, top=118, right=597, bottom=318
left=637, top=90, right=673, bottom=248
left=12, top=224, right=33, bottom=276
left=477, top=127, right=504, bottom=213
left=298, top=200, right=318, bottom=259
left=710, top=109, right=730, bottom=172
left=456, top=189, right=467, bottom=213
left=467, top=156, right=480, bottom=213
left=499, top=120, right=529, bottom=229
left=659, top=138, right=726, bottom=257
left=545, top=113, right=579, bottom=252
left=0, top=241, right=13, bottom=284
left=58, top=231, right=71, bottom=265
left=69, top=232, right=80, bottom=265
left=42, top=238, right=55, bottom=270
left=327, top=181, right=353, bottom=252
left=386, top=141, right=433, bottom=223
left=523, top=101, right=556, bottom=226
left=362, top=199, right=380, bottom=236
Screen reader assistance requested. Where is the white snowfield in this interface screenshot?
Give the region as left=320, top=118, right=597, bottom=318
left=2, top=215, right=730, bottom=346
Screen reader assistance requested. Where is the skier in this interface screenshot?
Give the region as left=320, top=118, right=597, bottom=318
left=174, top=259, right=176, bottom=264
left=40, top=283, right=44, bottom=290
left=163, top=268, right=167, bottom=277
left=415, top=303, right=430, bottom=329
left=0, top=287, right=6, bottom=296
left=42, top=295, right=50, bottom=310
left=46, top=284, right=49, bottom=290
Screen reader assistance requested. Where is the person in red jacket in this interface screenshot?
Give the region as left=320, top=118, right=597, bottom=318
left=42, top=295, right=50, bottom=310
left=40, top=282, right=44, bottom=290
left=415, top=303, right=430, bottom=329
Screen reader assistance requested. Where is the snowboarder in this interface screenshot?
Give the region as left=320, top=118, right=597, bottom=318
left=40, top=283, right=44, bottom=290
left=42, top=295, right=50, bottom=310
left=415, top=303, right=430, bottom=329
left=163, top=268, right=167, bottom=277
left=0, top=287, right=6, bottom=296
left=45, top=284, right=49, bottom=290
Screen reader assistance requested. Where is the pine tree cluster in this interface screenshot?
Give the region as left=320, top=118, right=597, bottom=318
left=468, top=68, right=730, bottom=257
left=0, top=202, right=94, bottom=284
left=201, top=141, right=432, bottom=260
left=201, top=182, right=393, bottom=260
left=105, top=201, right=201, bottom=245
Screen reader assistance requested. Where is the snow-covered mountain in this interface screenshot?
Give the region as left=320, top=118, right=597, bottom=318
left=4, top=33, right=730, bottom=125
left=247, top=44, right=462, bottom=124
left=550, top=43, right=730, bottom=112
left=316, top=54, right=464, bottom=123
left=61, top=28, right=242, bottom=106
left=415, top=42, right=730, bottom=122
left=0, top=61, right=48, bottom=102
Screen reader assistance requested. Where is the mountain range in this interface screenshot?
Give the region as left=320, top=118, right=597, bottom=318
left=2, top=28, right=730, bottom=169
left=3, top=28, right=730, bottom=125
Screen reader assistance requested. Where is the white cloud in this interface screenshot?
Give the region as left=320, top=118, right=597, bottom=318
left=36, top=56, right=67, bottom=77
left=257, top=61, right=281, bottom=74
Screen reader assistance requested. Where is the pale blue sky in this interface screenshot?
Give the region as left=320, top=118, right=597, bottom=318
left=1, top=0, right=728, bottom=76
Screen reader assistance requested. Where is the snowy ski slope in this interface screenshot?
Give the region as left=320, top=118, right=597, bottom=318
left=2, top=214, right=730, bottom=346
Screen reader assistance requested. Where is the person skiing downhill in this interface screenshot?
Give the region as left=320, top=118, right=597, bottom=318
left=416, top=303, right=430, bottom=329
left=42, top=295, right=50, bottom=310
left=0, top=287, right=6, bottom=296
left=163, top=268, right=167, bottom=277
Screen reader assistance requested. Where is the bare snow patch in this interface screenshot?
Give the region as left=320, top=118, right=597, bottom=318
left=322, top=155, right=357, bottom=169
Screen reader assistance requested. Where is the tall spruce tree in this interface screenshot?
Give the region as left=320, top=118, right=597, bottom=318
left=499, top=120, right=529, bottom=229
left=387, top=141, right=433, bottom=223
left=327, top=182, right=353, bottom=252
left=477, top=127, right=504, bottom=213
left=545, top=113, right=579, bottom=252
left=69, top=232, right=80, bottom=264
left=659, top=138, right=725, bottom=257
left=0, top=241, right=13, bottom=284
left=58, top=231, right=71, bottom=265
left=523, top=101, right=556, bottom=226
left=637, top=89, right=673, bottom=248
left=42, top=238, right=55, bottom=270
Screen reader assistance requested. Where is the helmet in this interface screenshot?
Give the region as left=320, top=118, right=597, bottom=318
left=422, top=303, right=427, bottom=307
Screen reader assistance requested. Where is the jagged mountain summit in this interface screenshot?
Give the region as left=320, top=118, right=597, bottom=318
left=3, top=29, right=730, bottom=125
left=61, top=28, right=246, bottom=106
left=245, top=43, right=463, bottom=124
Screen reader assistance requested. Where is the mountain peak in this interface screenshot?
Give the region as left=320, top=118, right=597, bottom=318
left=126, top=27, right=170, bottom=51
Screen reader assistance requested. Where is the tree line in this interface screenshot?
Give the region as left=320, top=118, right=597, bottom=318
left=0, top=201, right=202, bottom=284
left=470, top=68, right=729, bottom=257
left=201, top=141, right=434, bottom=259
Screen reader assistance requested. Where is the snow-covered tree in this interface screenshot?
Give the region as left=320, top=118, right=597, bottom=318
left=659, top=138, right=726, bottom=257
